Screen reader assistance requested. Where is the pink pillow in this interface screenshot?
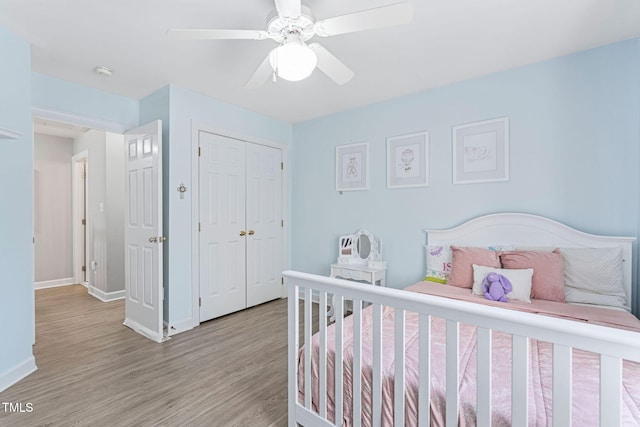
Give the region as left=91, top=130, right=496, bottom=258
left=447, top=246, right=501, bottom=288
left=500, top=249, right=565, bottom=302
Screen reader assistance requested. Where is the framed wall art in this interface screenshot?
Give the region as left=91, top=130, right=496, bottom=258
left=336, top=142, right=368, bottom=191
left=452, top=117, right=509, bottom=184
left=386, top=131, right=429, bottom=188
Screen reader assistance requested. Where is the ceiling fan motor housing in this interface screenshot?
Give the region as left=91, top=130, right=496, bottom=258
left=266, top=5, right=316, bottom=43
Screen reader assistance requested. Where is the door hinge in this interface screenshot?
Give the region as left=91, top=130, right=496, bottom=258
left=81, top=219, right=86, bottom=225
left=281, top=219, right=284, bottom=228
left=281, top=162, right=284, bottom=170
left=198, top=146, right=201, bottom=157
left=199, top=297, right=202, bottom=307
left=281, top=277, right=284, bottom=285
left=198, top=222, right=201, bottom=232
left=82, top=265, right=86, bottom=272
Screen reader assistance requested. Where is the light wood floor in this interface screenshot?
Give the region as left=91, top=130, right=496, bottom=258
left=0, top=285, right=292, bottom=426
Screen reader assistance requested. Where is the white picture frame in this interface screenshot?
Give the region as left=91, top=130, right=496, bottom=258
left=452, top=117, right=509, bottom=184
left=336, top=142, right=368, bottom=191
left=386, top=131, right=429, bottom=188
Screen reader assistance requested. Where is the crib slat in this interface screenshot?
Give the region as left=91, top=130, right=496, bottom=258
left=394, top=308, right=406, bottom=427
left=476, top=327, right=492, bottom=426
left=552, top=344, right=572, bottom=427
left=319, top=291, right=328, bottom=419
left=335, top=296, right=344, bottom=426
left=353, top=299, right=363, bottom=427
left=512, top=335, right=529, bottom=426
left=372, top=303, right=383, bottom=427
left=304, top=287, right=313, bottom=410
left=600, top=355, right=622, bottom=426
left=287, top=282, right=299, bottom=427
left=418, top=314, right=431, bottom=427
left=446, top=320, right=459, bottom=427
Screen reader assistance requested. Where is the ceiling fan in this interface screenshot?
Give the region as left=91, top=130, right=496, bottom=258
left=167, top=0, right=413, bottom=88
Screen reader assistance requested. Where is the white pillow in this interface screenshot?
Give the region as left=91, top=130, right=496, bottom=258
left=561, top=247, right=627, bottom=309
left=472, top=264, right=534, bottom=303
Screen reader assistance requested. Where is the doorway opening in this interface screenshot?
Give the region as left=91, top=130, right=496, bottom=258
left=33, top=116, right=126, bottom=304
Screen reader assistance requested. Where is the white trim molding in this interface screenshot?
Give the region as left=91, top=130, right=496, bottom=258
left=32, top=107, right=131, bottom=134
left=88, top=286, right=125, bottom=302
left=0, top=126, right=23, bottom=139
left=35, top=277, right=75, bottom=290
left=165, top=318, right=193, bottom=336
left=0, top=356, right=37, bottom=393
left=124, top=318, right=167, bottom=343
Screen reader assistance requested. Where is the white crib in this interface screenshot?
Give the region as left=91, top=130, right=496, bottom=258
left=285, top=213, right=640, bottom=426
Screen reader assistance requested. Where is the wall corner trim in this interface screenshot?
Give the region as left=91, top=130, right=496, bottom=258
left=0, top=356, right=37, bottom=393
left=88, top=286, right=125, bottom=302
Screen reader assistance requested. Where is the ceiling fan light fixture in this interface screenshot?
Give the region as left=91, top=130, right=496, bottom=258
left=269, top=36, right=317, bottom=82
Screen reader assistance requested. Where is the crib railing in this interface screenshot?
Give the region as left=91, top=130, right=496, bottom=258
left=284, top=270, right=640, bottom=427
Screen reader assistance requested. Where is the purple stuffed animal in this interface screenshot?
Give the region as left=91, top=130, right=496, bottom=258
left=482, top=272, right=512, bottom=302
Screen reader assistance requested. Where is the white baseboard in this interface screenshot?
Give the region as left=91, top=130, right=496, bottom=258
left=88, top=286, right=125, bottom=302
left=35, top=277, right=75, bottom=290
left=123, top=318, right=167, bottom=343
left=0, top=356, right=37, bottom=393
left=166, top=318, right=194, bottom=336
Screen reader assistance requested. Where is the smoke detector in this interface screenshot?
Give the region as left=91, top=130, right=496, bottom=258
left=94, top=66, right=113, bottom=77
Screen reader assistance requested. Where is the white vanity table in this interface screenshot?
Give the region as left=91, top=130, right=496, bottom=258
left=330, top=263, right=386, bottom=286
left=328, top=229, right=386, bottom=321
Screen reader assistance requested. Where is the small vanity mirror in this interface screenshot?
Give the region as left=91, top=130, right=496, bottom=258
left=337, top=229, right=385, bottom=268
left=357, top=234, right=371, bottom=259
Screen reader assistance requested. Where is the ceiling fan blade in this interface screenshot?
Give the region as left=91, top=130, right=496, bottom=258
left=274, top=0, right=301, bottom=18
left=166, top=29, right=271, bottom=40
left=314, top=2, right=413, bottom=37
left=309, top=43, right=354, bottom=85
left=245, top=54, right=274, bottom=89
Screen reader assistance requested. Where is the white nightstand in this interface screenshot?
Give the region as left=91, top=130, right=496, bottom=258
left=328, top=263, right=387, bottom=321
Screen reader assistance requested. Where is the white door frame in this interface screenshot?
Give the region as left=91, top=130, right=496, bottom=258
left=71, top=150, right=89, bottom=286
left=190, top=121, right=289, bottom=328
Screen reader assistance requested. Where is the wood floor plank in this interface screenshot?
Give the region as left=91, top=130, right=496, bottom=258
left=0, top=285, right=290, bottom=426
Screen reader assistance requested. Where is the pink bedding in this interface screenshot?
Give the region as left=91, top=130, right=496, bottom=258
left=298, top=281, right=640, bottom=426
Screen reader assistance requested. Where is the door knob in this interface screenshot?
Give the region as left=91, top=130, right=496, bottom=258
left=248, top=230, right=255, bottom=235
left=239, top=230, right=246, bottom=237
left=149, top=237, right=158, bottom=243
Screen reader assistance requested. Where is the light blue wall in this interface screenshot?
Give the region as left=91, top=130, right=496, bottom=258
left=32, top=73, right=139, bottom=128
left=161, top=85, right=292, bottom=328
left=0, top=26, right=35, bottom=384
left=292, top=38, right=640, bottom=313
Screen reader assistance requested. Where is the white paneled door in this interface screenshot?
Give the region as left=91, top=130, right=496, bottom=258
left=246, top=143, right=283, bottom=307
left=124, top=120, right=164, bottom=342
left=199, top=132, right=247, bottom=321
left=198, top=131, right=283, bottom=322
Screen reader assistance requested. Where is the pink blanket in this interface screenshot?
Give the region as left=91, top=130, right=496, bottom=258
left=298, top=282, right=640, bottom=426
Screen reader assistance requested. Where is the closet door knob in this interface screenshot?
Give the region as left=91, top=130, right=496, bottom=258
left=239, top=230, right=246, bottom=237
left=248, top=230, right=255, bottom=235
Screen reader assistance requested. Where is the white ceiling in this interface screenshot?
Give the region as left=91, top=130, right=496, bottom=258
left=2, top=0, right=640, bottom=124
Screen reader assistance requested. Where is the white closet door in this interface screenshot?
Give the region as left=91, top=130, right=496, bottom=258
left=246, top=143, right=283, bottom=307
left=199, top=131, right=246, bottom=322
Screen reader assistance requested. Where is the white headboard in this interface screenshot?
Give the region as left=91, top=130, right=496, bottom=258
left=425, top=213, right=636, bottom=310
